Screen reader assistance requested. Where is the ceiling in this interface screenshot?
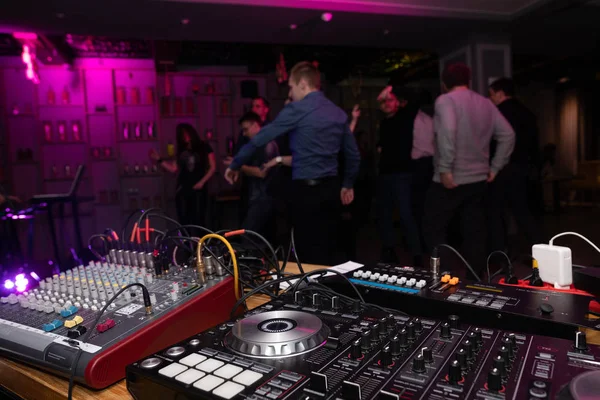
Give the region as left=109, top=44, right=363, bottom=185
left=0, top=0, right=598, bottom=57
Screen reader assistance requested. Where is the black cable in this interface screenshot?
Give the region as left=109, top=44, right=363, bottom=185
left=280, top=239, right=292, bottom=274
left=290, top=227, right=305, bottom=274
left=437, top=244, right=481, bottom=282
left=156, top=224, right=215, bottom=247
left=288, top=269, right=365, bottom=303
left=229, top=274, right=304, bottom=318
left=67, top=283, right=152, bottom=400
left=486, top=250, right=512, bottom=283
left=87, top=234, right=110, bottom=255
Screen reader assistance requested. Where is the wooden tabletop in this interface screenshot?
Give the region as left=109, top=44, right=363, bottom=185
left=0, top=263, right=325, bottom=400
left=1, top=262, right=599, bottom=400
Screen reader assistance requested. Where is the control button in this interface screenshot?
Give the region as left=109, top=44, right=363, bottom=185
left=390, top=335, right=401, bottom=356
left=179, top=353, right=207, bottom=367
left=189, top=339, right=201, bottom=346
left=213, top=381, right=245, bottom=399
left=378, top=318, right=388, bottom=337
left=370, top=324, right=381, bottom=343
left=406, top=322, right=416, bottom=340
left=533, top=381, right=547, bottom=389
left=361, top=330, right=372, bottom=350
left=448, top=315, right=460, bottom=329
left=440, top=322, right=452, bottom=339
left=175, top=369, right=206, bottom=385
left=455, top=348, right=468, bottom=370
left=448, top=360, right=462, bottom=384
left=193, top=374, right=225, bottom=392
left=413, top=318, right=423, bottom=333
left=498, top=346, right=510, bottom=363
left=73, top=315, right=83, bottom=325
left=502, top=337, right=515, bottom=358
left=214, top=364, right=243, bottom=379
left=397, top=329, right=409, bottom=348
left=331, top=296, right=340, bottom=310
left=64, top=319, right=77, bottom=329
left=529, top=387, right=547, bottom=398
left=312, top=294, right=321, bottom=307
left=441, top=274, right=451, bottom=283
left=462, top=339, right=474, bottom=360
left=487, top=368, right=503, bottom=392
left=472, top=328, right=483, bottom=347
left=140, top=357, right=162, bottom=369
left=97, top=319, right=116, bottom=333
left=412, top=354, right=426, bottom=373
left=493, top=355, right=507, bottom=378
left=158, top=363, right=188, bottom=378
left=233, top=370, right=263, bottom=386
left=166, top=346, right=186, bottom=358
left=196, top=358, right=225, bottom=373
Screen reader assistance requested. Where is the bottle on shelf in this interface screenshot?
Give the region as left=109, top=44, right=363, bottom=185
left=64, top=164, right=72, bottom=177
left=174, top=97, right=183, bottom=115
left=58, top=122, right=67, bottom=141
left=103, top=147, right=112, bottom=158
left=61, top=86, right=70, bottom=105
left=151, top=164, right=158, bottom=173
left=12, top=104, right=19, bottom=115
left=134, top=163, right=140, bottom=174
left=72, top=121, right=81, bottom=141
left=110, top=190, right=119, bottom=204
left=51, top=164, right=58, bottom=178
left=122, top=122, right=129, bottom=140
left=43, top=122, right=53, bottom=142
left=99, top=190, right=108, bottom=204
left=143, top=164, right=149, bottom=174
left=47, top=87, right=56, bottom=105
left=185, top=97, right=194, bottom=114
left=167, top=142, right=175, bottom=158
left=124, top=163, right=130, bottom=175
left=134, top=122, right=142, bottom=140
left=206, top=129, right=213, bottom=141
left=146, top=87, right=154, bottom=104
left=92, top=148, right=100, bottom=159
left=220, top=98, right=229, bottom=115
left=131, top=87, right=140, bottom=105
left=147, top=122, right=156, bottom=139
left=117, top=86, right=126, bottom=105
left=160, top=96, right=170, bottom=116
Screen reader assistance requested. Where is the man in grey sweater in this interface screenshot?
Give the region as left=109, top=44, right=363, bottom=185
left=423, top=63, right=515, bottom=280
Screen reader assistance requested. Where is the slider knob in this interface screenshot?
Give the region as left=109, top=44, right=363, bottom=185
left=294, top=292, right=303, bottom=305
left=331, top=296, right=340, bottom=310
left=381, top=346, right=393, bottom=367
left=350, top=338, right=363, bottom=359
left=412, top=354, right=426, bottom=373
left=312, top=293, right=321, bottom=307
left=448, top=360, right=462, bottom=385
left=575, top=331, right=588, bottom=351
left=440, top=322, right=452, bottom=339
left=492, top=355, right=507, bottom=378
left=487, top=368, right=503, bottom=392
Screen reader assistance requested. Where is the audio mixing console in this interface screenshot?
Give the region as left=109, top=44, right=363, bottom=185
left=322, top=264, right=600, bottom=339
left=126, top=291, right=600, bottom=400
left=0, top=250, right=235, bottom=389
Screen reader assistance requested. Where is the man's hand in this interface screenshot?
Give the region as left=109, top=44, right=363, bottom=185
left=487, top=171, right=496, bottom=183
left=224, top=168, right=239, bottom=185
left=351, top=104, right=361, bottom=120
left=192, top=181, right=204, bottom=190
left=222, top=156, right=233, bottom=167
left=440, top=172, right=458, bottom=189
left=340, top=188, right=354, bottom=205
left=263, top=158, right=278, bottom=171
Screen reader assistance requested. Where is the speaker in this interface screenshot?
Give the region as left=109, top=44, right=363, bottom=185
left=240, top=80, right=258, bottom=99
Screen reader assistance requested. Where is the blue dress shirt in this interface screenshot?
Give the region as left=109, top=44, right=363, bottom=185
left=230, top=91, right=360, bottom=188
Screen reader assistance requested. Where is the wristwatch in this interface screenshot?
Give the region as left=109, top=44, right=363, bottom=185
left=275, top=156, right=283, bottom=165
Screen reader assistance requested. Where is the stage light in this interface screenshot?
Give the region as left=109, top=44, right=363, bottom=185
left=290, top=24, right=297, bottom=30
left=181, top=18, right=190, bottom=25
left=30, top=272, right=40, bottom=281
left=4, top=280, right=14, bottom=290
left=321, top=12, right=333, bottom=22
left=15, top=274, right=25, bottom=282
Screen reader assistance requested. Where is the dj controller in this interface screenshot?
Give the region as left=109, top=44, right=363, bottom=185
left=0, top=249, right=236, bottom=389
left=322, top=264, right=600, bottom=339
left=126, top=291, right=600, bottom=400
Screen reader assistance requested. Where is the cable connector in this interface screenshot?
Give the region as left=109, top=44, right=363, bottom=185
left=196, top=244, right=207, bottom=285
left=529, top=259, right=544, bottom=287
left=430, top=246, right=440, bottom=277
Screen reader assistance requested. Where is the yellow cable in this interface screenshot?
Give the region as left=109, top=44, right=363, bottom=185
left=197, top=233, right=240, bottom=299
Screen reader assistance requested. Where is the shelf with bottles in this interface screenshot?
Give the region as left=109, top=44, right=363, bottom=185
left=115, top=86, right=156, bottom=107
left=121, top=162, right=160, bottom=176
left=95, top=189, right=120, bottom=206
left=161, top=114, right=199, bottom=118
left=44, top=177, right=89, bottom=183
left=5, top=113, right=36, bottom=118
left=41, top=120, right=85, bottom=143
left=120, top=173, right=162, bottom=179
left=118, top=121, right=158, bottom=142
left=38, top=104, right=85, bottom=108
left=42, top=141, right=86, bottom=146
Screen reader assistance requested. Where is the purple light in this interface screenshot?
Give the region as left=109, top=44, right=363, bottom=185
left=16, top=284, right=27, bottom=293
left=15, top=273, right=25, bottom=282
left=4, top=280, right=14, bottom=289
left=321, top=12, right=333, bottom=22
left=30, top=271, right=40, bottom=281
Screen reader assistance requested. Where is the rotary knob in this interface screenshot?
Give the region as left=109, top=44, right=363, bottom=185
left=398, top=328, right=409, bottom=348
left=413, top=318, right=423, bottom=333
left=448, top=359, right=462, bottom=385
left=501, top=337, right=515, bottom=358
left=412, top=353, right=426, bottom=373
left=380, top=346, right=393, bottom=367
left=472, top=328, right=483, bottom=347
left=448, top=315, right=460, bottom=329
left=440, top=322, right=452, bottom=339
left=350, top=338, right=363, bottom=359
left=422, top=347, right=433, bottom=363
left=498, top=345, right=510, bottom=364
left=462, top=339, right=475, bottom=360
left=371, top=324, right=381, bottom=344
left=487, top=367, right=503, bottom=392
left=492, top=355, right=507, bottom=378
left=455, top=348, right=468, bottom=370
left=361, top=330, right=372, bottom=350
left=378, top=318, right=388, bottom=337
left=386, top=314, right=396, bottom=331
left=390, top=334, right=402, bottom=356
left=406, top=322, right=416, bottom=340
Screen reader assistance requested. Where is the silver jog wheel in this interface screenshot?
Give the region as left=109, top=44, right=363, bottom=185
left=224, top=310, right=330, bottom=358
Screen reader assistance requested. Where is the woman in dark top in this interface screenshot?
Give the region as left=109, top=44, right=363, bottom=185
left=150, top=123, right=216, bottom=229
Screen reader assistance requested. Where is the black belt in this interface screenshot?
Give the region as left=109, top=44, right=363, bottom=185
left=296, top=176, right=338, bottom=187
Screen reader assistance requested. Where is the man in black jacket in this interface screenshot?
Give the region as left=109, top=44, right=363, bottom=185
left=488, top=78, right=542, bottom=253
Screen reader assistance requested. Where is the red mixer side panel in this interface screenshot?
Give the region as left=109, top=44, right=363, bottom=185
left=84, top=277, right=235, bottom=388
